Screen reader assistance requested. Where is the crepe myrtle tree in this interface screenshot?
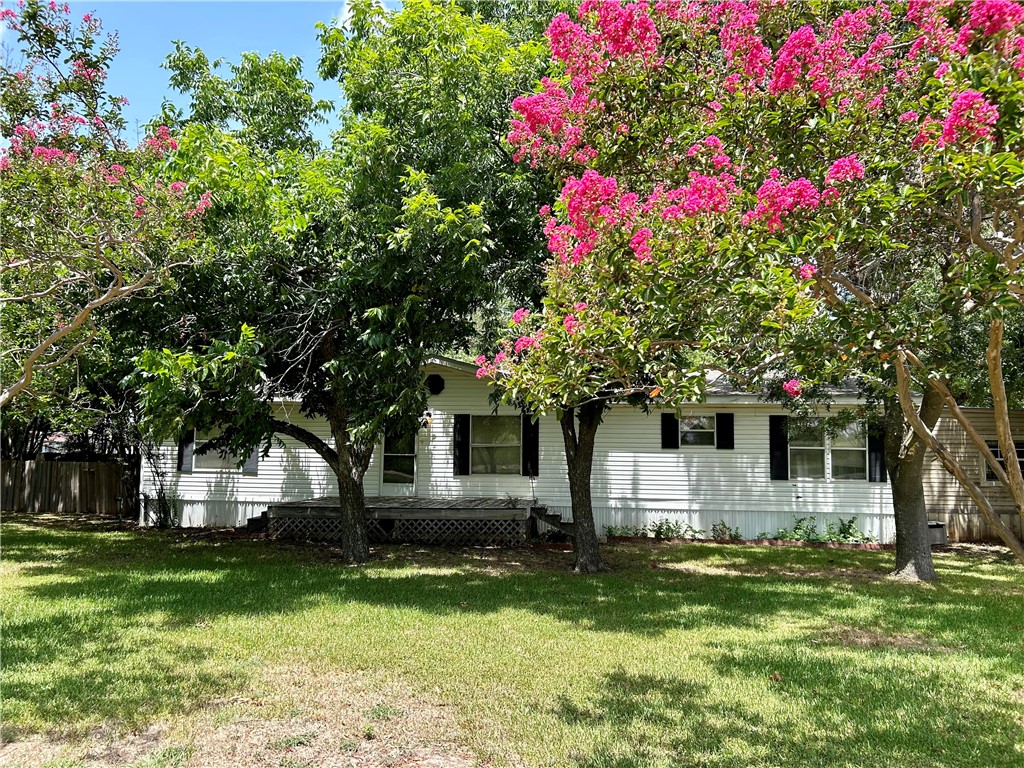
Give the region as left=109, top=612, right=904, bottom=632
left=0, top=1, right=209, bottom=412
left=486, top=0, right=1024, bottom=571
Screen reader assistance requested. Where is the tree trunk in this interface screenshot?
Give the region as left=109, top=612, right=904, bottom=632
left=894, top=353, right=1024, bottom=564
left=335, top=463, right=370, bottom=563
left=560, top=401, right=606, bottom=573
left=883, top=390, right=943, bottom=581
left=270, top=404, right=373, bottom=564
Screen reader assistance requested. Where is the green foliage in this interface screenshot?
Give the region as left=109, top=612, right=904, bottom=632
left=160, top=43, right=333, bottom=154
left=710, top=520, right=743, bottom=542
left=761, top=516, right=877, bottom=545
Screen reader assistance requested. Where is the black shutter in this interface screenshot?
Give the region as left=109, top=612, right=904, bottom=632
left=242, top=446, right=260, bottom=476
left=769, top=415, right=789, bottom=480
left=715, top=413, right=735, bottom=450
left=521, top=414, right=540, bottom=477
left=176, top=431, right=195, bottom=473
left=661, top=413, right=680, bottom=449
left=868, top=428, right=887, bottom=482
left=453, top=414, right=471, bottom=476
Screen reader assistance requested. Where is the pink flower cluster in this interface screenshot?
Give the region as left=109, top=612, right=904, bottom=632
left=824, top=155, right=865, bottom=185
left=514, top=335, right=540, bottom=354
left=475, top=355, right=497, bottom=379
left=967, top=0, right=1024, bottom=37
left=563, top=314, right=581, bottom=335
left=30, top=145, right=75, bottom=165
left=629, top=228, right=653, bottom=262
left=782, top=379, right=803, bottom=397
left=661, top=171, right=738, bottom=219
left=186, top=190, right=213, bottom=219
left=71, top=57, right=102, bottom=83
left=103, top=163, right=126, bottom=184
left=144, top=125, right=179, bottom=157
left=577, top=0, right=662, bottom=63
left=742, top=171, right=821, bottom=232
left=798, top=263, right=818, bottom=280
left=941, top=90, right=999, bottom=146
left=512, top=307, right=531, bottom=324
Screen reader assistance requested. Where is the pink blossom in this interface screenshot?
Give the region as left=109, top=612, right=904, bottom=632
left=742, top=174, right=821, bottom=232
left=82, top=12, right=91, bottom=22
left=474, top=355, right=487, bottom=366
left=798, top=263, right=818, bottom=280
left=169, top=181, right=186, bottom=196
left=186, top=190, right=213, bottom=218
left=942, top=90, right=999, bottom=146
left=512, top=307, right=531, bottom=325
left=514, top=335, right=539, bottom=354
left=782, top=379, right=803, bottom=397
left=824, top=155, right=865, bottom=185
left=967, top=0, right=1024, bottom=36
left=630, top=227, right=653, bottom=262
left=574, top=301, right=588, bottom=312
left=899, top=111, right=919, bottom=123
left=563, top=314, right=581, bottom=335
left=494, top=351, right=507, bottom=364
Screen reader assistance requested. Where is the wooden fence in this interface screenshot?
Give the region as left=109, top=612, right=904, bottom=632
left=1, top=459, right=133, bottom=515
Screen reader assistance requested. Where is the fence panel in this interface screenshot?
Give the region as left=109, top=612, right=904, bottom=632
left=1, top=459, right=132, bottom=514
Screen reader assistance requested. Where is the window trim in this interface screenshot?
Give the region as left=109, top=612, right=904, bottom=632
left=678, top=414, right=717, bottom=448
left=982, top=440, right=1024, bottom=484
left=788, top=419, right=869, bottom=482
left=191, top=429, right=246, bottom=474
left=381, top=429, right=417, bottom=486
left=469, top=414, right=522, bottom=475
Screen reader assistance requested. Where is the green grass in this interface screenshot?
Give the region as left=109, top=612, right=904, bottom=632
left=3, top=517, right=1024, bottom=767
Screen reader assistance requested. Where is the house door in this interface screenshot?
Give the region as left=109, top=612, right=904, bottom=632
left=381, top=428, right=417, bottom=497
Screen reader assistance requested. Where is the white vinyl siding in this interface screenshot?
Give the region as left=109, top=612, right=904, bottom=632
left=140, top=363, right=897, bottom=540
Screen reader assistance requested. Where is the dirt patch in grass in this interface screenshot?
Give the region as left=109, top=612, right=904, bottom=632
left=0, top=666, right=493, bottom=768
left=816, top=626, right=953, bottom=653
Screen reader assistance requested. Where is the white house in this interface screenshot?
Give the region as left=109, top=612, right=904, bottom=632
left=141, top=357, right=910, bottom=542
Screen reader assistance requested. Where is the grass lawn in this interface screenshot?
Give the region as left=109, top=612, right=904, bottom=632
left=2, top=516, right=1024, bottom=768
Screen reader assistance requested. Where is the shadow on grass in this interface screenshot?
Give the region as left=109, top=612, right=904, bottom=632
left=4, top=517, right=1024, bottom=765
left=556, top=660, right=1023, bottom=768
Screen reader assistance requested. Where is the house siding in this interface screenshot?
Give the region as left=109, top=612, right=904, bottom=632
left=922, top=407, right=1024, bottom=543
left=141, top=363, right=898, bottom=541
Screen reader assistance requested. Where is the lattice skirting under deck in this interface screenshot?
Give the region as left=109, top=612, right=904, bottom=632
left=269, top=516, right=527, bottom=546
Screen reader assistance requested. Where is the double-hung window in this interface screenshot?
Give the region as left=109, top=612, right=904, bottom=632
left=789, top=419, right=867, bottom=480
left=470, top=415, right=521, bottom=475
left=679, top=416, right=716, bottom=446
left=382, top=428, right=416, bottom=484
left=194, top=429, right=244, bottom=472
left=983, top=441, right=1024, bottom=482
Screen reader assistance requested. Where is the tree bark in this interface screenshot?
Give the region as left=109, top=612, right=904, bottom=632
left=883, top=390, right=943, bottom=581
left=560, top=401, right=606, bottom=573
left=894, top=353, right=1024, bottom=564
left=270, top=408, right=372, bottom=564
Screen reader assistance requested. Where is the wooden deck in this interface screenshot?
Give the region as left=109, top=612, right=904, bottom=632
left=267, top=495, right=535, bottom=521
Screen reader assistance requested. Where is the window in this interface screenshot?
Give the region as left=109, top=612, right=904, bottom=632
left=194, top=429, right=243, bottom=472
left=382, top=429, right=416, bottom=484
left=830, top=422, right=868, bottom=480
left=788, top=419, right=867, bottom=480
left=471, top=415, right=520, bottom=474
left=984, top=441, right=1024, bottom=482
left=679, top=415, right=716, bottom=446
left=789, top=420, right=826, bottom=479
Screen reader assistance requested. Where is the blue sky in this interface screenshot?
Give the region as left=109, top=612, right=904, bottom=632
left=37, top=1, right=385, bottom=144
